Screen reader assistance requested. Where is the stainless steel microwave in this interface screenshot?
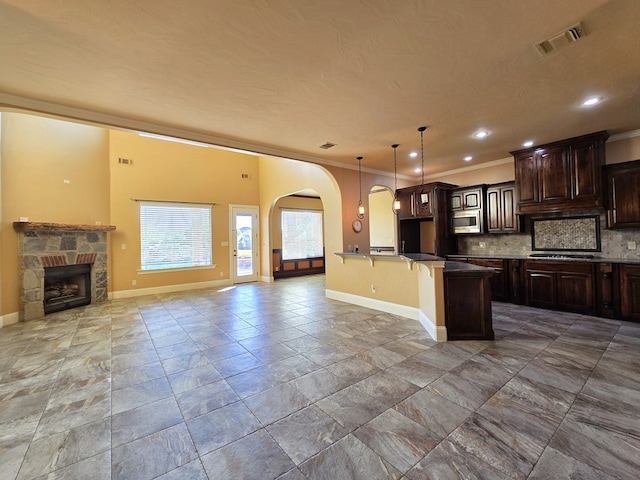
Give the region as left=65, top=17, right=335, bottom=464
left=451, top=210, right=483, bottom=234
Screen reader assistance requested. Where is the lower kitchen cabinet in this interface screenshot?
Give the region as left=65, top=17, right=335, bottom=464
left=596, top=263, right=618, bottom=318
left=620, top=264, right=640, bottom=321
left=465, top=258, right=509, bottom=302
left=524, top=261, right=596, bottom=315
left=508, top=259, right=524, bottom=304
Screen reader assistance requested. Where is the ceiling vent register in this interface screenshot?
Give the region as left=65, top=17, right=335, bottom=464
left=535, top=22, right=586, bottom=55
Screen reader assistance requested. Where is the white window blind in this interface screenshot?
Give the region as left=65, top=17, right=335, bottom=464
left=281, top=209, right=323, bottom=260
left=140, top=202, right=212, bottom=271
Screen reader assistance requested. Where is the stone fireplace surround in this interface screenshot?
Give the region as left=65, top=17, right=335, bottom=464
left=14, top=222, right=115, bottom=321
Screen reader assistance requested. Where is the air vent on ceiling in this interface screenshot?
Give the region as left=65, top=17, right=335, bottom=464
left=535, top=22, right=586, bottom=56
left=319, top=142, right=336, bottom=150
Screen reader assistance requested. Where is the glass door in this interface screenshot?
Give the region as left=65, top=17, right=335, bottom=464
left=231, top=206, right=259, bottom=283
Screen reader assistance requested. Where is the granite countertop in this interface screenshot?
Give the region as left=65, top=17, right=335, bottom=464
left=447, top=254, right=640, bottom=264
left=335, top=252, right=494, bottom=271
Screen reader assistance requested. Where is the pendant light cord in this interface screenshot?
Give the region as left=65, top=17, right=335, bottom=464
left=358, top=156, right=363, bottom=204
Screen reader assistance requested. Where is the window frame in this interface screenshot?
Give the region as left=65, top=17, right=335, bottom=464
left=280, top=208, right=324, bottom=260
left=138, top=201, right=213, bottom=272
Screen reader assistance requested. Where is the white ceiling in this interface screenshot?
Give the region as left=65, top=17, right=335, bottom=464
left=1, top=0, right=639, bottom=178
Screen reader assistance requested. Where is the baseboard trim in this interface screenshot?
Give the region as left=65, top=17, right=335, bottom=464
left=325, top=289, right=447, bottom=341
left=418, top=309, right=448, bottom=342
left=326, top=289, right=419, bottom=320
left=0, top=312, right=19, bottom=328
left=111, top=279, right=233, bottom=299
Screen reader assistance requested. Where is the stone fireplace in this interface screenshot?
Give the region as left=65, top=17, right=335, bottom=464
left=14, top=222, right=115, bottom=321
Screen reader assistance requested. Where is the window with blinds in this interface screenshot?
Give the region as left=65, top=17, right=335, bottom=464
left=281, top=209, right=323, bottom=260
left=139, top=202, right=212, bottom=271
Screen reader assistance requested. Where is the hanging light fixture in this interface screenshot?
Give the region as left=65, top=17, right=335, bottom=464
left=391, top=144, right=401, bottom=214
left=418, top=126, right=429, bottom=206
left=356, top=156, right=365, bottom=219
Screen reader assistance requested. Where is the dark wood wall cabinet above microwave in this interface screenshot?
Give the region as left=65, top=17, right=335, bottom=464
left=511, top=131, right=609, bottom=214
left=448, top=182, right=521, bottom=234
left=603, top=159, right=640, bottom=229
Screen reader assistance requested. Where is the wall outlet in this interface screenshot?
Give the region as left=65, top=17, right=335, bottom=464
left=121, top=243, right=126, bottom=250
left=628, top=241, right=637, bottom=250
left=19, top=217, right=28, bottom=222
left=63, top=179, right=71, bottom=184
left=220, top=272, right=224, bottom=276
left=221, top=241, right=229, bottom=247
left=131, top=280, right=137, bottom=286
left=371, top=284, right=376, bottom=293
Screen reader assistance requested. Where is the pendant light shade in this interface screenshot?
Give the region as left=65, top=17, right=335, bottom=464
left=356, top=156, right=365, bottom=219
left=391, top=144, right=401, bottom=214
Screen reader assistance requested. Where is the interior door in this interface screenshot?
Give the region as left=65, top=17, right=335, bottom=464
left=231, top=206, right=259, bottom=283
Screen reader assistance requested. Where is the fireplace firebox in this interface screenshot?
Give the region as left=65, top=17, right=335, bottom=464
left=43, top=263, right=92, bottom=314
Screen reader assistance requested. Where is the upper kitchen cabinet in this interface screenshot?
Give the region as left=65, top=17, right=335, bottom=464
left=511, top=131, right=609, bottom=214
left=450, top=185, right=484, bottom=211
left=604, top=159, right=640, bottom=229
left=396, top=185, right=432, bottom=220
left=486, top=181, right=521, bottom=233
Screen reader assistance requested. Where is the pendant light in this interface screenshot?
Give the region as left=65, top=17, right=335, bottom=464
left=391, top=144, right=401, bottom=214
left=418, top=126, right=429, bottom=206
left=356, top=156, right=365, bottom=219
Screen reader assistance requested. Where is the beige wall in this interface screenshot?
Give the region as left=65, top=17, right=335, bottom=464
left=325, top=165, right=398, bottom=254
left=258, top=155, right=342, bottom=285
left=427, top=159, right=515, bottom=187
left=0, top=113, right=110, bottom=317
left=368, top=187, right=395, bottom=249
left=108, top=130, right=259, bottom=294
left=605, top=134, right=640, bottom=165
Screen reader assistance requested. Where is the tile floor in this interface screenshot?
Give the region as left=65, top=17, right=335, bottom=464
left=1, top=274, right=639, bottom=480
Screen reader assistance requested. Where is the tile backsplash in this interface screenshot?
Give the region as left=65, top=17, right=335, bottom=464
left=458, top=213, right=640, bottom=261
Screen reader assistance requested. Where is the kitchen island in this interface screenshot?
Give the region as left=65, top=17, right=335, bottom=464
left=331, top=252, right=494, bottom=341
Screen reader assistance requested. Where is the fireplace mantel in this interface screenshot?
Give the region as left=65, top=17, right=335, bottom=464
left=13, top=222, right=116, bottom=233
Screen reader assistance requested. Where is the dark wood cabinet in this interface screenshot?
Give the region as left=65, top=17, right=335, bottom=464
left=450, top=186, right=484, bottom=211
left=397, top=183, right=457, bottom=257
left=508, top=259, right=524, bottom=304
left=512, top=131, right=608, bottom=214
left=396, top=185, right=432, bottom=219
left=620, top=264, right=640, bottom=321
left=444, top=267, right=494, bottom=340
left=465, top=258, right=509, bottom=302
left=486, top=182, right=520, bottom=233
left=524, top=260, right=596, bottom=314
left=604, top=159, right=640, bottom=229
left=596, top=263, right=618, bottom=319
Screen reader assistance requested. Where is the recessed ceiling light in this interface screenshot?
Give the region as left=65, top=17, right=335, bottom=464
left=582, top=96, right=601, bottom=106
left=409, top=152, right=418, bottom=158
left=464, top=156, right=473, bottom=162
left=414, top=168, right=422, bottom=173
left=473, top=130, right=490, bottom=139
left=523, top=140, right=534, bottom=147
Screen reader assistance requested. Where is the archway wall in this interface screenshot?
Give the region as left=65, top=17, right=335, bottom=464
left=258, top=155, right=420, bottom=310
left=258, top=155, right=343, bottom=289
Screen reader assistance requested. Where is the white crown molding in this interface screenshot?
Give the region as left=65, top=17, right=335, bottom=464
left=609, top=129, right=640, bottom=142
left=424, top=157, right=513, bottom=181
left=3, top=93, right=638, bottom=183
